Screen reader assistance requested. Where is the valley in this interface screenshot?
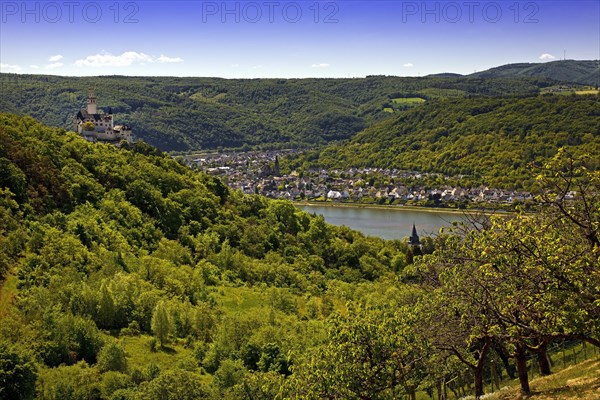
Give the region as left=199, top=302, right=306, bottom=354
left=0, top=59, right=599, bottom=400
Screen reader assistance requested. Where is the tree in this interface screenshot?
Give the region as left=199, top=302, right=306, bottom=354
left=96, top=282, right=116, bottom=329
left=82, top=121, right=95, bottom=131
left=141, top=370, right=216, bottom=400
left=0, top=342, right=37, bottom=400
left=151, top=301, right=171, bottom=347
left=213, top=359, right=246, bottom=389
left=97, top=341, right=128, bottom=373
left=284, top=305, right=426, bottom=399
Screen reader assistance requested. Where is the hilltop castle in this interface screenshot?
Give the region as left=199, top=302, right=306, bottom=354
left=74, top=89, right=133, bottom=145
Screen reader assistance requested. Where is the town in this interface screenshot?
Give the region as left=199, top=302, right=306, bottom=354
left=181, top=150, right=539, bottom=209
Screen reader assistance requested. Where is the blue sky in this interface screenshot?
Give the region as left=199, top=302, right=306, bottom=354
left=1, top=0, right=598, bottom=77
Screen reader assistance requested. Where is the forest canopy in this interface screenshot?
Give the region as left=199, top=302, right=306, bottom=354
left=0, top=73, right=558, bottom=151
left=0, top=114, right=598, bottom=399
left=288, top=94, right=600, bottom=189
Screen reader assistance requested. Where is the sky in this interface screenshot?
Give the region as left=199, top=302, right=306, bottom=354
left=1, top=0, right=599, bottom=78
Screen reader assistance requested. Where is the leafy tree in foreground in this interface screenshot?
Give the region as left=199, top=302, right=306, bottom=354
left=284, top=305, right=427, bottom=399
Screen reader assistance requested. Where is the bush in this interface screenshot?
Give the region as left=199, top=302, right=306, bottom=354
left=97, top=342, right=128, bottom=373
left=141, top=370, right=216, bottom=400
left=100, top=371, right=133, bottom=398
left=213, top=359, right=246, bottom=389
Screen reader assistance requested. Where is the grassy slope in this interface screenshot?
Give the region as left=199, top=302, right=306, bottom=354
left=489, top=356, right=600, bottom=399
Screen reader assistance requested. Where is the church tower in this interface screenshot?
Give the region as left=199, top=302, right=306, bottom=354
left=87, top=88, right=97, bottom=114
left=274, top=156, right=281, bottom=177
left=408, top=223, right=421, bottom=246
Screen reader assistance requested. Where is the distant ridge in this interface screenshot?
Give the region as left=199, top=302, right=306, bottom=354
left=424, top=73, right=464, bottom=78
left=469, top=59, right=599, bottom=86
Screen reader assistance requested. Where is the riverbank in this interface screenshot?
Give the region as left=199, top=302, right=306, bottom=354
left=293, top=201, right=504, bottom=216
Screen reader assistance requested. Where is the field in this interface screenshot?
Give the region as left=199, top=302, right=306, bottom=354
left=575, top=89, right=599, bottom=95
left=385, top=97, right=427, bottom=112
left=391, top=97, right=427, bottom=105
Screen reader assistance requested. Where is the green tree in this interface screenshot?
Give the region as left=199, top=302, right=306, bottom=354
left=0, top=342, right=37, bottom=400
left=82, top=121, right=95, bottom=131
left=151, top=300, right=171, bottom=347
left=97, top=341, right=128, bottom=373
left=213, top=359, right=246, bottom=389
left=141, top=370, right=216, bottom=400
left=96, top=282, right=116, bottom=329
left=285, top=305, right=426, bottom=399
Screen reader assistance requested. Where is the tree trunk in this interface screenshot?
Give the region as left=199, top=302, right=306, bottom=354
left=537, top=344, right=552, bottom=376
left=491, top=361, right=500, bottom=390
left=441, top=379, right=447, bottom=400
left=474, top=364, right=485, bottom=399
left=515, top=346, right=531, bottom=395
left=493, top=341, right=516, bottom=379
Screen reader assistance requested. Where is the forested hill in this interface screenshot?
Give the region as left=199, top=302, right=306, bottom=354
left=0, top=112, right=414, bottom=397
left=1, top=113, right=599, bottom=399
left=468, top=59, right=600, bottom=86
left=292, top=94, right=600, bottom=189
left=0, top=73, right=556, bottom=151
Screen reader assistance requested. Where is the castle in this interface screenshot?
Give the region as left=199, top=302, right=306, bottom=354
left=74, top=89, right=133, bottom=145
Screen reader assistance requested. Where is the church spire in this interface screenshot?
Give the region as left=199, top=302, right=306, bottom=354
left=409, top=223, right=420, bottom=246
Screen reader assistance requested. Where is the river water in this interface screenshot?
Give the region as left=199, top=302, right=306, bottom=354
left=297, top=204, right=465, bottom=240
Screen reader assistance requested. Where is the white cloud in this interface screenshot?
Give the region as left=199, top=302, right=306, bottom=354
left=75, top=51, right=152, bottom=67
left=45, top=62, right=64, bottom=69
left=30, top=65, right=40, bottom=69
left=252, top=65, right=263, bottom=69
left=74, top=51, right=184, bottom=67
left=0, top=63, right=22, bottom=72
left=539, top=53, right=556, bottom=61
left=311, top=63, right=330, bottom=68
left=157, top=54, right=184, bottom=63
left=49, top=54, right=63, bottom=62
left=403, top=63, right=414, bottom=67
left=231, top=63, right=240, bottom=68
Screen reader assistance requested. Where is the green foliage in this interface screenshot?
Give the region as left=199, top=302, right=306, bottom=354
left=81, top=122, right=95, bottom=132
left=213, top=359, right=246, bottom=389
left=140, top=370, right=216, bottom=400
left=296, top=95, right=600, bottom=189
left=0, top=342, right=37, bottom=400
left=97, top=342, right=128, bottom=373
left=285, top=305, right=427, bottom=399
left=469, top=59, right=600, bottom=85
left=151, top=301, right=171, bottom=347
left=36, top=361, right=101, bottom=400
left=1, top=113, right=597, bottom=399
left=0, top=73, right=557, bottom=151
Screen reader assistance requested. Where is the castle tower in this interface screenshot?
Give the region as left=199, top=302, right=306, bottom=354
left=87, top=88, right=97, bottom=114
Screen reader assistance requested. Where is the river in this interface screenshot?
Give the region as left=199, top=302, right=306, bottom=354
left=297, top=204, right=466, bottom=240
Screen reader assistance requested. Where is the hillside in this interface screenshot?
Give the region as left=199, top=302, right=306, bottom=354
left=469, top=60, right=600, bottom=86
left=0, top=73, right=556, bottom=151
left=0, top=112, right=414, bottom=399
left=292, top=94, right=600, bottom=189
left=0, top=114, right=599, bottom=399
